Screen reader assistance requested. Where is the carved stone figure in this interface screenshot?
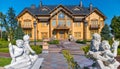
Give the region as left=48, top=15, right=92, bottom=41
left=4, top=39, right=32, bottom=69
left=88, top=33, right=120, bottom=69
left=4, top=35, right=38, bottom=69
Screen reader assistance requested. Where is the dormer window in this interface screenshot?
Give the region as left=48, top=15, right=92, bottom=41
left=58, top=12, right=65, bottom=19
left=42, top=8, right=48, bottom=11
left=74, top=7, right=80, bottom=11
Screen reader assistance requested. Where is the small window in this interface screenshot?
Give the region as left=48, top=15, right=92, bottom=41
left=58, top=13, right=65, bottom=19
left=74, top=7, right=80, bottom=11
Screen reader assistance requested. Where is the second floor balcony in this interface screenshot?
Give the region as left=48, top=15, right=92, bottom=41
left=89, top=24, right=100, bottom=30
left=21, top=25, right=32, bottom=29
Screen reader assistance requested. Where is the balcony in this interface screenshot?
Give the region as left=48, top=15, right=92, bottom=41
left=21, top=25, right=32, bottom=29
left=89, top=24, right=100, bottom=30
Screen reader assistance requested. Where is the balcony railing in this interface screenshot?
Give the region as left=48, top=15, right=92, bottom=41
left=89, top=24, right=100, bottom=30
left=21, top=25, right=32, bottom=29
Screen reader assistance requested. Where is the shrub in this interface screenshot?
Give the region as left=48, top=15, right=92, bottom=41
left=62, top=50, right=81, bottom=69
left=48, top=40, right=59, bottom=44
left=82, top=46, right=90, bottom=54
left=76, top=39, right=87, bottom=44
left=31, top=45, right=42, bottom=54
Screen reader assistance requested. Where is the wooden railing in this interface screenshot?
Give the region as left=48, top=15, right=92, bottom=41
left=89, top=24, right=100, bottom=30
left=21, top=25, right=32, bottom=29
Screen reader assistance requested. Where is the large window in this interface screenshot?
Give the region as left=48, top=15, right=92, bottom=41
left=66, top=20, right=71, bottom=27
left=52, top=20, right=56, bottom=27
left=58, top=13, right=65, bottom=19
left=58, top=20, right=64, bottom=26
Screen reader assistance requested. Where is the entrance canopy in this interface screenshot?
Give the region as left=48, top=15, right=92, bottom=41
left=54, top=25, right=69, bottom=30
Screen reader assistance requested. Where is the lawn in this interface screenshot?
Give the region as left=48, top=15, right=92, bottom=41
left=0, top=57, right=11, bottom=67
left=0, top=48, right=9, bottom=53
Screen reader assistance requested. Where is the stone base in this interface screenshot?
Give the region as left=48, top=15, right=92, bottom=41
left=42, top=49, right=49, bottom=54
left=0, top=67, right=4, bottom=69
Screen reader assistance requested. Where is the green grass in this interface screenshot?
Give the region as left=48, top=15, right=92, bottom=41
left=0, top=48, right=9, bottom=53
left=0, top=40, right=9, bottom=48
left=0, top=57, right=11, bottom=66
left=0, top=45, right=42, bottom=54
left=48, top=40, right=59, bottom=44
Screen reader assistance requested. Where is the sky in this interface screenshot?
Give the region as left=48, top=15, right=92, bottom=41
left=0, top=0, right=120, bottom=25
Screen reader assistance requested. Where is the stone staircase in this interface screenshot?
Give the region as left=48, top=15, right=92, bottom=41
left=48, top=45, right=62, bottom=53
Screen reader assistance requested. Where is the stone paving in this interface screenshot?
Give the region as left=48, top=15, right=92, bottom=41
left=39, top=40, right=93, bottom=69
left=39, top=53, right=68, bottom=69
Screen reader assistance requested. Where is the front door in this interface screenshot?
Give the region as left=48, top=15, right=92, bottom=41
left=59, top=31, right=65, bottom=39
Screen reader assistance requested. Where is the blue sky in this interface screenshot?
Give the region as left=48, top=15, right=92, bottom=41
left=0, top=0, right=120, bottom=25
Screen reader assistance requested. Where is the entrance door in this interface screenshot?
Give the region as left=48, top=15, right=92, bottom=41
left=59, top=31, right=65, bottom=39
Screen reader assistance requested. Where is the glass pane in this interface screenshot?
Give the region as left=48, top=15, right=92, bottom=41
left=58, top=13, right=65, bottom=19
left=66, top=20, right=71, bottom=27
left=52, top=20, right=56, bottom=26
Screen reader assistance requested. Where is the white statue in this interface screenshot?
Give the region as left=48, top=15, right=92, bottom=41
left=4, top=39, right=32, bottom=69
left=88, top=33, right=120, bottom=69
left=23, top=35, right=38, bottom=63
left=5, top=35, right=38, bottom=69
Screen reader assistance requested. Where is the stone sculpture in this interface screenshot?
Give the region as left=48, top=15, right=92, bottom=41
left=88, top=33, right=120, bottom=69
left=4, top=35, right=38, bottom=69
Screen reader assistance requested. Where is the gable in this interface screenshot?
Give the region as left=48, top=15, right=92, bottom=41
left=17, top=12, right=36, bottom=21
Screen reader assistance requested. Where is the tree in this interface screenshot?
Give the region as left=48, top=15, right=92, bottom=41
left=6, top=7, right=18, bottom=41
left=0, top=12, right=6, bottom=39
left=110, top=16, right=120, bottom=39
left=100, top=24, right=110, bottom=40
left=14, top=23, right=24, bottom=39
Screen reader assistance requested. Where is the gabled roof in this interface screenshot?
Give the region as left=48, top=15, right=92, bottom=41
left=17, top=4, right=106, bottom=19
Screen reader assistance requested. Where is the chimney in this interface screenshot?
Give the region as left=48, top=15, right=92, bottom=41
left=79, top=0, right=82, bottom=7
left=90, top=3, right=93, bottom=12
left=31, top=4, right=36, bottom=9
left=40, top=0, right=42, bottom=7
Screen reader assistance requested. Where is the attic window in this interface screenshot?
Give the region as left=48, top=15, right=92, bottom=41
left=42, top=8, right=48, bottom=11
left=74, top=7, right=80, bottom=11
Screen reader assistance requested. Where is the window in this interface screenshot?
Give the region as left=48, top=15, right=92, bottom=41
left=58, top=13, right=65, bottom=19
left=90, top=30, right=99, bottom=37
left=41, top=32, right=48, bottom=39
left=66, top=20, right=71, bottom=27
left=91, top=19, right=98, bottom=28
left=58, top=20, right=64, bottom=26
left=24, top=19, right=32, bottom=28
left=91, top=20, right=98, bottom=25
left=52, top=20, right=56, bottom=26
left=74, top=32, right=81, bottom=38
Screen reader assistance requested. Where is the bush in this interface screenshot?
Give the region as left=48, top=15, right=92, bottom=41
left=0, top=57, right=11, bottom=66
left=48, top=40, right=59, bottom=44
left=31, top=45, right=42, bottom=54
left=76, top=39, right=87, bottom=44
left=82, top=46, right=90, bottom=54
left=62, top=50, right=81, bottom=69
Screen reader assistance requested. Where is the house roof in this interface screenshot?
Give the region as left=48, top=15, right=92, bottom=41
left=17, top=5, right=106, bottom=19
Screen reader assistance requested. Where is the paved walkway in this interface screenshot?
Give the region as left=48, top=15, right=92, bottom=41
left=39, top=40, right=93, bottom=69
left=39, top=53, right=68, bottom=69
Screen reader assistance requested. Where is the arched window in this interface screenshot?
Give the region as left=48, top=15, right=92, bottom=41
left=58, top=12, right=65, bottom=19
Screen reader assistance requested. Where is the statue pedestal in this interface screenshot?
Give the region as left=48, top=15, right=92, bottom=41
left=42, top=39, right=49, bottom=54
